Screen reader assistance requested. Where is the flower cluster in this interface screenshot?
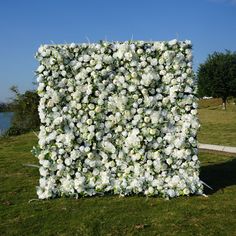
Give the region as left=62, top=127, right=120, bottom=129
left=35, top=40, right=203, bottom=199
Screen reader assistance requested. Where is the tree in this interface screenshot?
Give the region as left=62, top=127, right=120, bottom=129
left=6, top=86, right=40, bottom=135
left=197, top=50, right=236, bottom=109
left=0, top=102, right=11, bottom=112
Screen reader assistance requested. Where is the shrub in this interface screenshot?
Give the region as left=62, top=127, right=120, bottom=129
left=7, top=86, right=40, bottom=135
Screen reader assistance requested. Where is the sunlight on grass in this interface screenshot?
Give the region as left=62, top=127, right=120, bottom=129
left=198, top=100, right=236, bottom=146
left=0, top=131, right=236, bottom=235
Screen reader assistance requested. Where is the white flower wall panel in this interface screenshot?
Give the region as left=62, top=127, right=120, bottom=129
left=35, top=40, right=203, bottom=199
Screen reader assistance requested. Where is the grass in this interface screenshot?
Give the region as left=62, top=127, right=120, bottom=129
left=198, top=98, right=236, bottom=146
left=1, top=99, right=236, bottom=235
left=1, top=132, right=236, bottom=235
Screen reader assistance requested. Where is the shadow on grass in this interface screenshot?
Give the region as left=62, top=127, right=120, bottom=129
left=200, top=157, right=236, bottom=194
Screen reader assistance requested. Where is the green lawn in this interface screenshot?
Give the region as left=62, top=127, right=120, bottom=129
left=1, top=131, right=236, bottom=235
left=198, top=99, right=236, bottom=146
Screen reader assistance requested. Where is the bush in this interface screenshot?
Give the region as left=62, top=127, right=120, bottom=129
left=7, top=86, right=40, bottom=135
left=5, top=126, right=29, bottom=136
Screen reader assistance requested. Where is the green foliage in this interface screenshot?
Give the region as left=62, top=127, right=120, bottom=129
left=197, top=50, right=236, bottom=104
left=0, top=132, right=236, bottom=235
left=5, top=126, right=30, bottom=136
left=7, top=86, right=40, bottom=135
left=0, top=102, right=12, bottom=112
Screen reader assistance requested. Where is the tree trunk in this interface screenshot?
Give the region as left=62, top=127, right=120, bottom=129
left=222, top=97, right=227, bottom=110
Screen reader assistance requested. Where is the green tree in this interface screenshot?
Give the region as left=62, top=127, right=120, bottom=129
left=197, top=50, right=236, bottom=109
left=0, top=102, right=11, bottom=112
left=6, top=86, right=40, bottom=135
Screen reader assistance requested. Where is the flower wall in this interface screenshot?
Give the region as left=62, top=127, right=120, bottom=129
left=35, top=40, right=203, bottom=199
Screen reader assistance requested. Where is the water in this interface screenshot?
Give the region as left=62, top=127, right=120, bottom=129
left=0, top=112, right=13, bottom=135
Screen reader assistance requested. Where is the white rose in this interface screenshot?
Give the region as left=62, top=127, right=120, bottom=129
left=102, top=141, right=116, bottom=153
left=95, top=64, right=102, bottom=70
left=167, top=189, right=176, bottom=198
left=168, top=39, right=177, bottom=46
left=150, top=58, right=158, bottom=66
left=37, top=65, right=45, bottom=73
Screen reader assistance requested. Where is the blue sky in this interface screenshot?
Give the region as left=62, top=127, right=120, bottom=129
left=0, top=0, right=235, bottom=102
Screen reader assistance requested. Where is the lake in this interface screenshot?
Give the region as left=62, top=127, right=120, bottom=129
left=0, top=112, right=13, bottom=135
